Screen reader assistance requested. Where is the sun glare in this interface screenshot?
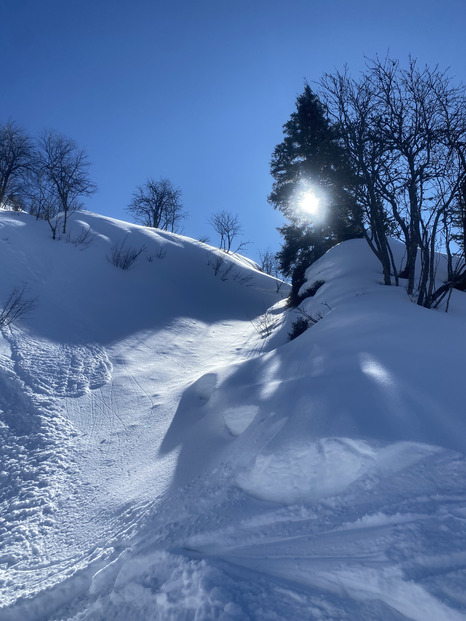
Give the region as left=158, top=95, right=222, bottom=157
left=299, top=190, right=321, bottom=216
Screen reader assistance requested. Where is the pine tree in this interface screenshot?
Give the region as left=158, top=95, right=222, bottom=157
left=269, top=84, right=360, bottom=302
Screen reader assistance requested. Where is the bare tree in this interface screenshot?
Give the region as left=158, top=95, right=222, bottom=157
left=26, top=167, right=62, bottom=238
left=127, top=178, right=185, bottom=232
left=259, top=248, right=287, bottom=293
left=321, top=57, right=466, bottom=307
left=0, top=121, right=33, bottom=209
left=35, top=130, right=96, bottom=235
left=321, top=67, right=398, bottom=287
left=209, top=210, right=242, bottom=252
left=259, top=249, right=281, bottom=277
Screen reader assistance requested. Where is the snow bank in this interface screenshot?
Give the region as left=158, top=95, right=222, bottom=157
left=186, top=240, right=466, bottom=509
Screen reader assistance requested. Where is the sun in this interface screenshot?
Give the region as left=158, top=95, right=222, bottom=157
left=298, top=189, right=321, bottom=216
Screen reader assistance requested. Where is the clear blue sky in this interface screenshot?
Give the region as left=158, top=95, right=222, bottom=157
left=3, top=0, right=466, bottom=260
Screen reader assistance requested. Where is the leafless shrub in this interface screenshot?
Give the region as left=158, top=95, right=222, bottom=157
left=251, top=309, right=279, bottom=339
left=147, top=246, right=167, bottom=262
left=296, top=301, right=333, bottom=326
left=232, top=270, right=254, bottom=285
left=0, top=286, right=37, bottom=328
left=220, top=263, right=234, bottom=282
left=207, top=254, right=225, bottom=276
left=207, top=253, right=255, bottom=285
left=155, top=246, right=167, bottom=260
left=108, top=237, right=145, bottom=270
left=65, top=225, right=95, bottom=249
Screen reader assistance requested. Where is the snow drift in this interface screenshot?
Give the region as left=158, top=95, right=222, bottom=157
left=1, top=210, right=466, bottom=621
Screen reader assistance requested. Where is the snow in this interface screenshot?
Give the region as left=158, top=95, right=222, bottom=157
left=1, top=210, right=466, bottom=620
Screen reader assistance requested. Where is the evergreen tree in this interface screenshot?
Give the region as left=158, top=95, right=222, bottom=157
left=269, top=84, right=360, bottom=302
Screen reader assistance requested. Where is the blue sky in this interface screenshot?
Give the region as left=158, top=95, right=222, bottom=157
left=3, top=0, right=466, bottom=261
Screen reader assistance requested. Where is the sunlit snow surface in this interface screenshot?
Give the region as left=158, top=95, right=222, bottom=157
left=1, top=211, right=466, bottom=620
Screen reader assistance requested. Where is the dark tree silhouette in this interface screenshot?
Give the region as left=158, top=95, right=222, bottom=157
left=269, top=84, right=360, bottom=303
left=0, top=121, right=33, bottom=209
left=321, top=57, right=466, bottom=307
left=209, top=210, right=242, bottom=252
left=35, top=130, right=96, bottom=235
left=127, top=178, right=185, bottom=232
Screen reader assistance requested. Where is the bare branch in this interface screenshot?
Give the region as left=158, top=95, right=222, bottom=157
left=0, top=287, right=37, bottom=327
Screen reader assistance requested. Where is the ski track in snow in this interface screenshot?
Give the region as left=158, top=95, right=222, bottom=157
left=0, top=329, right=80, bottom=597
left=0, top=315, right=261, bottom=616
left=8, top=331, right=112, bottom=398
left=3, top=323, right=466, bottom=620
left=29, top=448, right=466, bottom=621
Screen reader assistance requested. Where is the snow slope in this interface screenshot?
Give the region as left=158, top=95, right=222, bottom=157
left=1, top=210, right=466, bottom=620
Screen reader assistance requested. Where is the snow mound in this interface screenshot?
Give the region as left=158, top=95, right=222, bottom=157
left=237, top=438, right=440, bottom=503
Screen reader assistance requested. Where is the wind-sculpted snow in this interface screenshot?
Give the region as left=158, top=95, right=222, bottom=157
left=2, top=211, right=466, bottom=620
left=17, top=449, right=465, bottom=621
left=236, top=438, right=441, bottom=503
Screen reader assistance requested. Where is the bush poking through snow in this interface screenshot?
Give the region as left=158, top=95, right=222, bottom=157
left=306, top=279, right=325, bottom=297
left=207, top=254, right=225, bottom=276
left=155, top=246, right=167, bottom=260
left=0, top=286, right=37, bottom=327
left=147, top=246, right=167, bottom=262
left=287, top=263, right=325, bottom=306
left=65, top=225, right=95, bottom=249
left=290, top=278, right=326, bottom=307
left=293, top=301, right=333, bottom=332
left=251, top=309, right=279, bottom=339
left=288, top=316, right=311, bottom=341
left=207, top=254, right=255, bottom=284
left=108, top=237, right=145, bottom=270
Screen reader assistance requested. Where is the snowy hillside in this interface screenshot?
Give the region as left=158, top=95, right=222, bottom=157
left=1, top=210, right=466, bottom=621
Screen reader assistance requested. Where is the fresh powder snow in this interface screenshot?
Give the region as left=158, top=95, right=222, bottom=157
left=1, top=210, right=466, bottom=620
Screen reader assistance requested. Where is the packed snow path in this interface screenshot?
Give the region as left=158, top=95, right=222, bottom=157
left=1, top=313, right=265, bottom=614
